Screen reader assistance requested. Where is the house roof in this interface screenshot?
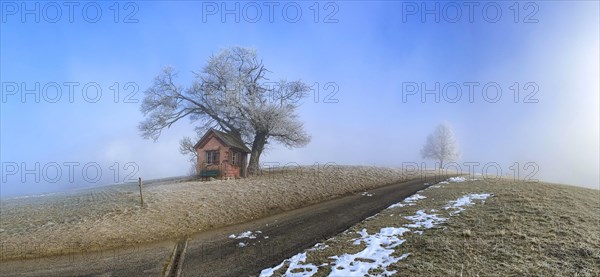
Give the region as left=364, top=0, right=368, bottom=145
left=194, top=129, right=251, bottom=153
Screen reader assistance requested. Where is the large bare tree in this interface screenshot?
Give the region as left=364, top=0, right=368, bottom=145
left=139, top=47, right=311, bottom=175
left=421, top=123, right=460, bottom=169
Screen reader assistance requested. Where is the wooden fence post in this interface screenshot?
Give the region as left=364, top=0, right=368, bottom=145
left=138, top=177, right=144, bottom=206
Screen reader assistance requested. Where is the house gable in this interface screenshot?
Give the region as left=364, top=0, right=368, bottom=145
left=194, top=131, right=227, bottom=150
left=194, top=129, right=250, bottom=153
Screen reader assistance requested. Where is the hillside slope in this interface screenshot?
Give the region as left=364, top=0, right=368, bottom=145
left=0, top=166, right=429, bottom=261
left=261, top=178, right=600, bottom=276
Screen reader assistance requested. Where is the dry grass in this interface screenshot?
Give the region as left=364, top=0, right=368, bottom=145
left=396, top=179, right=599, bottom=276
left=289, top=178, right=600, bottom=276
left=0, top=165, right=434, bottom=261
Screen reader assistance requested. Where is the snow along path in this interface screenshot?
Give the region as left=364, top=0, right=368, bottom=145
left=259, top=178, right=492, bottom=277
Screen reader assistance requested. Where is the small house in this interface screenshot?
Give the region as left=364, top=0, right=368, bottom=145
left=194, top=129, right=250, bottom=179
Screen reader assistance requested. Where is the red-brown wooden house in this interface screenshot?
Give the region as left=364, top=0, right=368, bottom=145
left=194, top=129, right=250, bottom=178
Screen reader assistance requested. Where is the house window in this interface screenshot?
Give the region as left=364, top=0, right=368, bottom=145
left=231, top=151, right=240, bottom=166
left=205, top=150, right=219, bottom=165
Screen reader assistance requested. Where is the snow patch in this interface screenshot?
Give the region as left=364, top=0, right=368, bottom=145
left=230, top=230, right=265, bottom=247
left=387, top=193, right=426, bottom=209
left=444, top=193, right=493, bottom=215
left=259, top=252, right=318, bottom=277
left=405, top=194, right=426, bottom=202
left=404, top=210, right=447, bottom=229
left=330, top=227, right=410, bottom=276
left=310, top=243, right=329, bottom=251
left=229, top=230, right=261, bottom=240
left=448, top=176, right=466, bottom=182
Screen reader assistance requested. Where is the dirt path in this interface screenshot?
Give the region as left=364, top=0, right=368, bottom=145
left=1, top=176, right=442, bottom=276
left=178, top=176, right=439, bottom=276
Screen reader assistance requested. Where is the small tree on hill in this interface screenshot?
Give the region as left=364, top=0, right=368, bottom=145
left=179, top=136, right=199, bottom=176
left=421, top=123, right=460, bottom=169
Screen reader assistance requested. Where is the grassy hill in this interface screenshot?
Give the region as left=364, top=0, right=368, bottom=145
left=0, top=166, right=420, bottom=261
left=262, top=178, right=600, bottom=276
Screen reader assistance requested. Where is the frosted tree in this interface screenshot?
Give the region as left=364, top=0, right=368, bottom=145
left=421, top=123, right=460, bottom=169
left=179, top=136, right=199, bottom=176
left=139, top=47, right=311, bottom=175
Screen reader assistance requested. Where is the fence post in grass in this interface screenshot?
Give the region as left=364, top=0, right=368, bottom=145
left=138, top=177, right=144, bottom=207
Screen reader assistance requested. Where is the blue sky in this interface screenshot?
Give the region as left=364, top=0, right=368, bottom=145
left=1, top=1, right=599, bottom=196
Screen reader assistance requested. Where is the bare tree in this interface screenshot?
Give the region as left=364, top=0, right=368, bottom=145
left=421, top=123, right=460, bottom=169
left=139, top=47, right=311, bottom=175
left=179, top=136, right=199, bottom=176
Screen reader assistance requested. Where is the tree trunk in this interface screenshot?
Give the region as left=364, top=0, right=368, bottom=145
left=438, top=159, right=443, bottom=169
left=247, top=132, right=267, bottom=175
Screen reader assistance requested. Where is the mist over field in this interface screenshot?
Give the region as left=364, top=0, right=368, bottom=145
left=1, top=1, right=598, bottom=197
